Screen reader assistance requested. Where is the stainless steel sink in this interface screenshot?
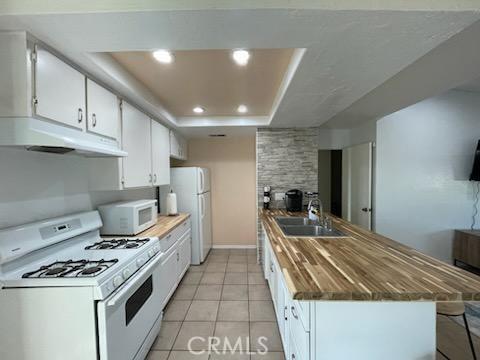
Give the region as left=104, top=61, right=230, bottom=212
left=280, top=225, right=346, bottom=237
left=275, top=217, right=346, bottom=237
left=275, top=216, right=320, bottom=226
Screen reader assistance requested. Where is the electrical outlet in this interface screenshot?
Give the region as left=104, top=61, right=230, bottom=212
left=274, top=193, right=285, bottom=201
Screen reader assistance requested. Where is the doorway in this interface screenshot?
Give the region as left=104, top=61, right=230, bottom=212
left=342, top=142, right=373, bottom=230
left=317, top=150, right=342, bottom=217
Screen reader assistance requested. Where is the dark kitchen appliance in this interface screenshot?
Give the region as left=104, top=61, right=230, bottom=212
left=285, top=189, right=303, bottom=212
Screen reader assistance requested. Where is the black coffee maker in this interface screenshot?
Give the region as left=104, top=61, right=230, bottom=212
left=285, top=189, right=303, bottom=212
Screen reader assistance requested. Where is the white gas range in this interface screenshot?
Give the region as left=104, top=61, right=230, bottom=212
left=0, top=211, right=164, bottom=360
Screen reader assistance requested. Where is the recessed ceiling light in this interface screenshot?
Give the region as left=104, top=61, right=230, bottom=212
left=232, top=49, right=250, bottom=66
left=153, top=50, right=174, bottom=64
left=237, top=105, right=248, bottom=113
left=193, top=106, right=205, bottom=114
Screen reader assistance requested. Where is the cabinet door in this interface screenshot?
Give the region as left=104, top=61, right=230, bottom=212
left=151, top=120, right=170, bottom=186
left=177, top=232, right=192, bottom=281
left=35, top=47, right=86, bottom=130
left=158, top=245, right=178, bottom=309
left=169, top=130, right=179, bottom=158
left=276, top=274, right=289, bottom=352
left=122, top=102, right=152, bottom=188
left=86, top=79, right=119, bottom=139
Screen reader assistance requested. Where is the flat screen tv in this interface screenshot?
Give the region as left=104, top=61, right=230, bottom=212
left=470, top=140, right=480, bottom=181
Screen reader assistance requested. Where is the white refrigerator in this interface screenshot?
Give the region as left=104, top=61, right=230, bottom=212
left=169, top=167, right=212, bottom=264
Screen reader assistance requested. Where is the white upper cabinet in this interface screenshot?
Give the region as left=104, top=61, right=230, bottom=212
left=151, top=120, right=170, bottom=186
left=34, top=46, right=86, bottom=130
left=121, top=102, right=152, bottom=188
left=170, top=130, right=187, bottom=160
left=86, top=79, right=119, bottom=139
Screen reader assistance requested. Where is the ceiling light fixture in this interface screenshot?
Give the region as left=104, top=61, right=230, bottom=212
left=193, top=106, right=205, bottom=114
left=153, top=49, right=174, bottom=64
left=237, top=105, right=248, bottom=113
left=232, top=49, right=250, bottom=66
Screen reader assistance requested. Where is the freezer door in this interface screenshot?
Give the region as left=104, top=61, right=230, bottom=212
left=198, top=168, right=211, bottom=193
left=198, top=192, right=212, bottom=262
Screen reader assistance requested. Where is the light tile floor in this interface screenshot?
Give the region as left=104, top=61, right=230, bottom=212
left=148, top=249, right=480, bottom=360
left=148, top=249, right=285, bottom=360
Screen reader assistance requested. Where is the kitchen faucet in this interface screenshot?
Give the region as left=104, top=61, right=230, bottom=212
left=307, top=198, right=323, bottom=222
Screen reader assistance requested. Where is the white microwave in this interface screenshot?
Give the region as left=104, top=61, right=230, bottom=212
left=98, top=199, right=158, bottom=235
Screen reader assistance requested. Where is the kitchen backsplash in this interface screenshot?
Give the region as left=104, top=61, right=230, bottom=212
left=257, top=127, right=318, bottom=209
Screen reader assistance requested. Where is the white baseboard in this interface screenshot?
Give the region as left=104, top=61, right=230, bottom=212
left=212, top=245, right=257, bottom=249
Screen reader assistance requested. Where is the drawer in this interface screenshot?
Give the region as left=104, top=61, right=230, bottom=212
left=289, top=323, right=309, bottom=360
left=288, top=302, right=310, bottom=360
left=159, top=219, right=191, bottom=252
left=291, top=299, right=310, bottom=332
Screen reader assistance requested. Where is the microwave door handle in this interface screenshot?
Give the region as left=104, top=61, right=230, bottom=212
left=106, top=252, right=163, bottom=308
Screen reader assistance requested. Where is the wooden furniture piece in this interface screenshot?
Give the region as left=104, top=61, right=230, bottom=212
left=436, top=302, right=477, bottom=360
left=454, top=230, right=480, bottom=269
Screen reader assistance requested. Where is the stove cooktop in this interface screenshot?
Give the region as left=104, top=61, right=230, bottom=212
left=21, top=259, right=119, bottom=279
left=85, top=238, right=150, bottom=250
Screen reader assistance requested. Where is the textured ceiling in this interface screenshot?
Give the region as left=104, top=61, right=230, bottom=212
left=111, top=49, right=294, bottom=117
left=1, top=5, right=480, bottom=132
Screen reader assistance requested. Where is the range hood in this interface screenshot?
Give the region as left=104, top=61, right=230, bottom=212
left=0, top=118, right=127, bottom=157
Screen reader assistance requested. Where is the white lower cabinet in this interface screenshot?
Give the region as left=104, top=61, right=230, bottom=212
left=177, top=231, right=192, bottom=281
left=158, top=219, right=192, bottom=309
left=158, top=244, right=178, bottom=309
left=264, top=231, right=310, bottom=360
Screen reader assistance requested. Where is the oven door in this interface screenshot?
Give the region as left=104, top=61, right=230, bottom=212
left=97, top=252, right=163, bottom=360
left=134, top=202, right=157, bottom=234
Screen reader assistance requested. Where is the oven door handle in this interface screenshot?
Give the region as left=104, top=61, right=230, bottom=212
left=106, top=252, right=163, bottom=308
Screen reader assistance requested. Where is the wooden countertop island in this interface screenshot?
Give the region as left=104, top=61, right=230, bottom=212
left=260, top=209, right=480, bottom=301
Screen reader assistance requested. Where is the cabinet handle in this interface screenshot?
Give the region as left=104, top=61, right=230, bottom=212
left=92, top=113, right=97, bottom=127
left=149, top=174, right=152, bottom=183
left=270, top=262, right=274, bottom=273
left=291, top=354, right=296, bottom=360
left=291, top=305, right=298, bottom=319
left=154, top=174, right=157, bottom=183
left=78, top=108, right=83, bottom=123
left=167, top=234, right=172, bottom=239
left=284, top=305, right=288, bottom=321
left=177, top=252, right=179, bottom=261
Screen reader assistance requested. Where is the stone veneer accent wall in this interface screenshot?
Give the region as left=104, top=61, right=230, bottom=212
left=256, top=128, right=319, bottom=264
left=257, top=128, right=319, bottom=208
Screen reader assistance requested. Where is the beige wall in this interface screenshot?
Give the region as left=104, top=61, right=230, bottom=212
left=178, top=136, right=256, bottom=247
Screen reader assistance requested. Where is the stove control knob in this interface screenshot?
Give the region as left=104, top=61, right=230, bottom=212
left=123, top=268, right=132, bottom=279
left=148, top=249, right=155, bottom=258
left=113, top=275, right=123, bottom=288
left=137, top=257, right=145, bottom=267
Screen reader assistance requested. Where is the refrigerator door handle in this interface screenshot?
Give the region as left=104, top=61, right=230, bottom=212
left=199, top=169, right=204, bottom=193
left=200, top=194, right=205, bottom=219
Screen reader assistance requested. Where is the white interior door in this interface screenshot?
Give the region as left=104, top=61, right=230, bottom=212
left=342, top=142, right=373, bottom=230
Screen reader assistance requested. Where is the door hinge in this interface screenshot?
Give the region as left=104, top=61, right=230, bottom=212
left=121, top=178, right=125, bottom=185
left=32, top=97, right=38, bottom=109
left=30, top=50, right=37, bottom=63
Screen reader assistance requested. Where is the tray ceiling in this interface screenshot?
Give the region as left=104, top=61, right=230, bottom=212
left=110, top=49, right=294, bottom=117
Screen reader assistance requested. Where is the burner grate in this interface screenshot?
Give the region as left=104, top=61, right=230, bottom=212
left=85, top=238, right=149, bottom=250
left=22, top=259, right=118, bottom=279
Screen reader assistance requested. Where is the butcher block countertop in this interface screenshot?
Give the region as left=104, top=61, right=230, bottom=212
left=138, top=213, right=190, bottom=239
left=260, top=209, right=480, bottom=301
